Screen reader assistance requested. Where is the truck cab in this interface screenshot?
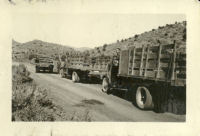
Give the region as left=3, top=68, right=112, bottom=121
left=102, top=55, right=119, bottom=92
left=35, top=56, right=54, bottom=73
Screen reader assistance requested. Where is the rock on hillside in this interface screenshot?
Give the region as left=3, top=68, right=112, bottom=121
left=90, top=21, right=186, bottom=57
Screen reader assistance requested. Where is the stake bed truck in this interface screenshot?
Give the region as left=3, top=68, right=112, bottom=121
left=102, top=41, right=186, bottom=111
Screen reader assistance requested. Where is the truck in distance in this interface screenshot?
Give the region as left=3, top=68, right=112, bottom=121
left=35, top=56, right=54, bottom=73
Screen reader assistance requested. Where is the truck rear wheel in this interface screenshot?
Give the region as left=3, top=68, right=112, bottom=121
left=72, top=71, right=80, bottom=82
left=102, top=77, right=109, bottom=93
left=136, top=86, right=154, bottom=110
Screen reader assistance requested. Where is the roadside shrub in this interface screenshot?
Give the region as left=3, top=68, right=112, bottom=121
left=12, top=64, right=55, bottom=121
left=12, top=82, right=92, bottom=121
left=12, top=64, right=31, bottom=83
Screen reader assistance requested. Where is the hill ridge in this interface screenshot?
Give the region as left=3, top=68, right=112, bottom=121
left=89, top=21, right=186, bottom=57
left=12, top=21, right=186, bottom=61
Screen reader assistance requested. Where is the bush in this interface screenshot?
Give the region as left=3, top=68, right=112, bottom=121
left=28, top=54, right=36, bottom=60
left=134, top=35, right=138, bottom=39
left=12, top=82, right=92, bottom=121
left=183, top=28, right=186, bottom=41
left=12, top=64, right=58, bottom=121
left=61, top=55, right=66, bottom=61
left=103, top=44, right=107, bottom=51
left=12, top=83, right=58, bottom=121
left=12, top=64, right=31, bottom=83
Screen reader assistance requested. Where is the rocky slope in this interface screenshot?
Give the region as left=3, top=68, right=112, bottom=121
left=90, top=21, right=186, bottom=57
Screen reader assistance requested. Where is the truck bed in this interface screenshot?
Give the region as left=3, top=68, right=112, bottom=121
left=118, top=42, right=186, bottom=86
left=68, top=55, right=111, bottom=73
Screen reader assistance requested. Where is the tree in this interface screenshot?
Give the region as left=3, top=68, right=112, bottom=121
left=98, top=49, right=101, bottom=54
left=28, top=54, right=36, bottom=60
left=183, top=28, right=186, bottom=41
left=83, top=50, right=90, bottom=57
left=61, top=55, right=66, bottom=61
left=134, top=35, right=138, bottom=39
left=103, top=44, right=107, bottom=51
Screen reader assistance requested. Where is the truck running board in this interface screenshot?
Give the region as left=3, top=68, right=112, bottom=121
left=110, top=87, right=128, bottom=91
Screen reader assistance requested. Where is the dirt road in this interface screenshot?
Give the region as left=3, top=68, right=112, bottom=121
left=18, top=63, right=185, bottom=122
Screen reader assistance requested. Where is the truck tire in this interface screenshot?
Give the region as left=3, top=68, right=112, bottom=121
left=102, top=77, right=110, bottom=93
left=72, top=71, right=80, bottom=82
left=136, top=86, right=154, bottom=110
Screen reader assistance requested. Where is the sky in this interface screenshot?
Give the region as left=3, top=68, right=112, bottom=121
left=12, top=13, right=186, bottom=48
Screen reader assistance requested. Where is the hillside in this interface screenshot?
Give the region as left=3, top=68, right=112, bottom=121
left=12, top=39, right=75, bottom=61
left=12, top=21, right=186, bottom=61
left=74, top=47, right=92, bottom=52
left=90, top=21, right=186, bottom=57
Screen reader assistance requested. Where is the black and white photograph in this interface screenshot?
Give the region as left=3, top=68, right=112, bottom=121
left=1, top=0, right=200, bottom=135
left=12, top=13, right=186, bottom=122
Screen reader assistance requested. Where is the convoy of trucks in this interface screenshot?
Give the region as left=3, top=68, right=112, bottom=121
left=34, top=41, right=186, bottom=112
